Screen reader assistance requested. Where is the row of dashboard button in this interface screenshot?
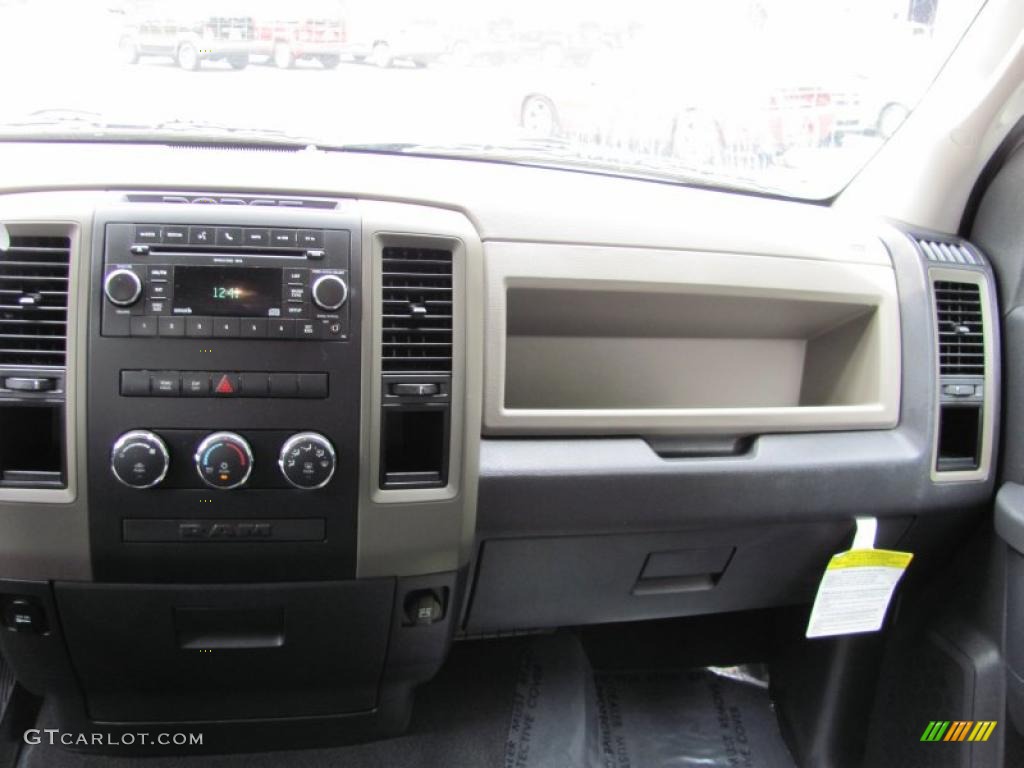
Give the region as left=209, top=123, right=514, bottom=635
left=120, top=316, right=346, bottom=340
left=120, top=370, right=328, bottom=398
left=134, top=225, right=324, bottom=249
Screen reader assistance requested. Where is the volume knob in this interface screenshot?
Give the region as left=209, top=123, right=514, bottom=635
left=104, top=269, right=143, bottom=307
left=311, top=274, right=348, bottom=311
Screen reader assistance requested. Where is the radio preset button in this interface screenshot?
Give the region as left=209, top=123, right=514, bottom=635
left=268, top=318, right=295, bottom=338
left=129, top=316, right=157, bottom=337
left=240, top=318, right=267, bottom=338
left=189, top=226, right=214, bottom=245
left=186, top=316, right=212, bottom=337
left=296, top=373, right=328, bottom=398
left=104, top=268, right=143, bottom=307
left=213, top=318, right=240, bottom=338
left=158, top=316, right=184, bottom=337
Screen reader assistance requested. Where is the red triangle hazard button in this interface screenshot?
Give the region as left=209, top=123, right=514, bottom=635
left=214, top=374, right=236, bottom=395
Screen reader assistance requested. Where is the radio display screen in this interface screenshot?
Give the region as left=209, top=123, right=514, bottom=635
left=173, top=266, right=282, bottom=317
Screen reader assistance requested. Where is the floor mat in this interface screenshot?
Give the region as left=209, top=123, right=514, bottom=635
left=505, top=634, right=795, bottom=768
left=18, top=634, right=794, bottom=768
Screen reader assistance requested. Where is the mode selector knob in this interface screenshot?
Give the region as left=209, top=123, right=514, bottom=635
left=111, top=430, right=170, bottom=489
left=104, top=269, right=143, bottom=307
left=311, top=274, right=348, bottom=311
left=195, top=432, right=253, bottom=490
left=279, top=432, right=336, bottom=489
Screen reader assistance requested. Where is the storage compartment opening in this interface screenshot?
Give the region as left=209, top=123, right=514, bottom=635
left=503, top=288, right=881, bottom=411
left=0, top=403, right=64, bottom=487
left=380, top=406, right=449, bottom=488
left=937, top=403, right=982, bottom=471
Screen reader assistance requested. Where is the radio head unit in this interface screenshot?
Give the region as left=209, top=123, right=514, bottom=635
left=101, top=223, right=350, bottom=341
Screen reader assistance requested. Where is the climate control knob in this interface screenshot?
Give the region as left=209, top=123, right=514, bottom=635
left=311, top=274, right=348, bottom=311
left=279, top=432, right=336, bottom=489
left=103, top=268, right=143, bottom=307
left=195, top=432, right=253, bottom=490
left=111, top=430, right=169, bottom=489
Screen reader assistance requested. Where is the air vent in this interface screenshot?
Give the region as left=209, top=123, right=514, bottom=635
left=916, top=238, right=981, bottom=266
left=381, top=247, right=453, bottom=373
left=125, top=193, right=336, bottom=209
left=0, top=235, right=70, bottom=368
left=934, top=281, right=984, bottom=375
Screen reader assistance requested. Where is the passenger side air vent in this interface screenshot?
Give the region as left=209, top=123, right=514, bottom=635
left=381, top=247, right=453, bottom=373
left=916, top=238, right=983, bottom=266
left=0, top=235, right=71, bottom=367
left=934, top=281, right=984, bottom=375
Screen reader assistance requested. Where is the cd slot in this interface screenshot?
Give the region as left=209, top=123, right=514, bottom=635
left=147, top=247, right=306, bottom=259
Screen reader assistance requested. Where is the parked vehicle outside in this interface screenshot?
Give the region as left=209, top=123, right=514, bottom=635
left=117, top=0, right=256, bottom=71
left=251, top=0, right=347, bottom=69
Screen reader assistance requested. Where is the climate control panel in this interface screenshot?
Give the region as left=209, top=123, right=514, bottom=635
left=110, top=429, right=337, bottom=491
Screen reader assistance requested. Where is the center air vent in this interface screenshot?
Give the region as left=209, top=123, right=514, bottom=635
left=934, top=281, right=984, bottom=375
left=381, top=247, right=453, bottom=373
left=0, top=235, right=71, bottom=368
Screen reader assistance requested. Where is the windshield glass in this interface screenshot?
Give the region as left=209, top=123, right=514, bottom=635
left=0, top=0, right=987, bottom=198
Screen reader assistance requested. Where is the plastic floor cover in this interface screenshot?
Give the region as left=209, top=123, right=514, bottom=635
left=15, top=633, right=796, bottom=768
left=504, top=633, right=796, bottom=768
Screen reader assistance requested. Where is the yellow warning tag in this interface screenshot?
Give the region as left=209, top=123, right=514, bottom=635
left=806, top=519, right=913, bottom=639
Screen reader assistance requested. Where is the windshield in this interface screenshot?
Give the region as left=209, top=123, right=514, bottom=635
left=0, top=0, right=987, bottom=199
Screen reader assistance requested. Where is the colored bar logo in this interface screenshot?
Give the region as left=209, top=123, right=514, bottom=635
left=920, top=721, right=997, bottom=742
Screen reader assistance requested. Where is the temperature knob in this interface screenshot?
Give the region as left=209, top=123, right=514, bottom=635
left=111, top=430, right=169, bottom=489
left=311, top=274, right=348, bottom=311
left=103, top=269, right=143, bottom=307
left=194, top=432, right=253, bottom=490
left=279, top=432, right=336, bottom=489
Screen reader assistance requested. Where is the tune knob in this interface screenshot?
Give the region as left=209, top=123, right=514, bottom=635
left=278, top=432, right=336, bottom=489
left=111, top=430, right=170, bottom=489
left=195, top=432, right=253, bottom=490
left=311, top=274, right=348, bottom=311
left=103, top=268, right=143, bottom=307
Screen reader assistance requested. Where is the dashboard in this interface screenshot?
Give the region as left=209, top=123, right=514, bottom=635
left=0, top=142, right=1000, bottom=753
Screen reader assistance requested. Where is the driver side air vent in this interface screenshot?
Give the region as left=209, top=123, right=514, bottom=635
left=381, top=247, right=453, bottom=373
left=934, top=281, right=984, bottom=375
left=0, top=235, right=71, bottom=367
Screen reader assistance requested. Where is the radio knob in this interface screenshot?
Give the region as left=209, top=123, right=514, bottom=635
left=279, top=432, right=336, bottom=490
left=104, top=269, right=143, bottom=307
left=311, top=274, right=348, bottom=311
left=111, top=430, right=170, bottom=489
left=195, top=432, right=253, bottom=490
